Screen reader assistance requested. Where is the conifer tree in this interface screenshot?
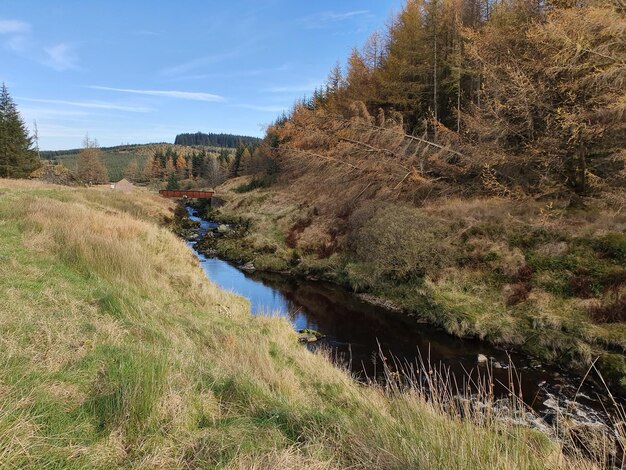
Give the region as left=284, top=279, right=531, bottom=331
left=165, top=156, right=175, bottom=178
left=77, top=134, right=108, bottom=184
left=166, top=172, right=180, bottom=190
left=142, top=156, right=156, bottom=181
left=0, top=83, right=40, bottom=178
left=239, top=148, right=253, bottom=175
left=175, top=154, right=187, bottom=178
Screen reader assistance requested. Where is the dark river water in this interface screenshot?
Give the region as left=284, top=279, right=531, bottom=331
left=186, top=208, right=622, bottom=425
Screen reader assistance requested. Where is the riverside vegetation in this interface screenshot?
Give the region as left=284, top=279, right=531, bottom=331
left=197, top=176, right=626, bottom=393
left=1, top=179, right=624, bottom=469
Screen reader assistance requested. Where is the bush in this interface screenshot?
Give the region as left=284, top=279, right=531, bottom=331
left=234, top=174, right=276, bottom=193
left=347, top=203, right=456, bottom=286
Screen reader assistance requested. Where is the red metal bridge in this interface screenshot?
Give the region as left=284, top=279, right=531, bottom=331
left=159, top=189, right=214, bottom=199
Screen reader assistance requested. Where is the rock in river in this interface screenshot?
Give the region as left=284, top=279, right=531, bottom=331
left=240, top=262, right=255, bottom=272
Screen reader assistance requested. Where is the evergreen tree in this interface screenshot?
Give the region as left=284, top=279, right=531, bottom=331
left=231, top=146, right=247, bottom=177
left=166, top=172, right=180, bottom=190
left=0, top=83, right=40, bottom=178
left=239, top=148, right=253, bottom=175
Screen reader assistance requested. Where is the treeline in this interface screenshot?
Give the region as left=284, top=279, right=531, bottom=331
left=41, top=143, right=159, bottom=159
left=0, top=83, right=40, bottom=178
left=263, top=0, right=625, bottom=198
left=174, top=132, right=261, bottom=148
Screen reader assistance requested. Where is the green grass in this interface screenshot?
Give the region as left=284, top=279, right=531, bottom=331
left=0, top=179, right=617, bottom=469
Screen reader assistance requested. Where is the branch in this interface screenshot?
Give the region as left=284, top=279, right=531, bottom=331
left=272, top=146, right=363, bottom=172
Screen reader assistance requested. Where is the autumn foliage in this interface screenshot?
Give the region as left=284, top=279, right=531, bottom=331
left=258, top=0, right=625, bottom=203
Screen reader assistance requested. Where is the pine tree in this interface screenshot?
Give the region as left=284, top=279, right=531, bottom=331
left=231, top=146, right=246, bottom=177
left=166, top=172, right=180, bottom=190
left=239, top=148, right=253, bottom=175
left=377, top=0, right=432, bottom=130
left=0, top=83, right=40, bottom=178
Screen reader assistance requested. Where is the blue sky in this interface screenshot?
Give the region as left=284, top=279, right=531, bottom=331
left=1, top=1, right=403, bottom=150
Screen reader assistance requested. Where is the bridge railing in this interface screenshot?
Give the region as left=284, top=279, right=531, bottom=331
left=159, top=190, right=214, bottom=199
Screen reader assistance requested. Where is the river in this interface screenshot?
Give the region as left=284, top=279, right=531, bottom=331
left=186, top=207, right=621, bottom=428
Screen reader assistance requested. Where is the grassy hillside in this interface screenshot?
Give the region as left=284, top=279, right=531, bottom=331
left=45, top=143, right=233, bottom=183
left=48, top=146, right=149, bottom=182
left=0, top=179, right=609, bottom=468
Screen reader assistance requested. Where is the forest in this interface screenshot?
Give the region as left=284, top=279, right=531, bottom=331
left=251, top=0, right=625, bottom=200
left=174, top=131, right=261, bottom=148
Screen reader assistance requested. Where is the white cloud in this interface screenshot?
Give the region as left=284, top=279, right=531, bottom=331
left=1, top=21, right=79, bottom=72
left=89, top=86, right=225, bottom=102
left=171, top=63, right=292, bottom=82
left=131, top=30, right=159, bottom=37
left=0, top=19, right=30, bottom=34
left=159, top=38, right=262, bottom=77
left=35, top=123, right=86, bottom=139
left=264, top=80, right=321, bottom=94
left=43, top=43, right=79, bottom=71
left=301, top=10, right=371, bottom=29
left=5, top=34, right=28, bottom=53
left=19, top=106, right=90, bottom=119
left=18, top=97, right=152, bottom=113
left=1, top=19, right=31, bottom=53
left=160, top=50, right=242, bottom=77
left=235, top=104, right=289, bottom=113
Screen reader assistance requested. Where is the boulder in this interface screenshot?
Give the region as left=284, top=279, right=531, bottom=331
left=240, top=262, right=255, bottom=272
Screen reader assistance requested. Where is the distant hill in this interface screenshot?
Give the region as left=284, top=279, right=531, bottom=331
left=39, top=143, right=235, bottom=182
left=174, top=132, right=261, bottom=148
left=41, top=144, right=153, bottom=182
left=40, top=143, right=154, bottom=159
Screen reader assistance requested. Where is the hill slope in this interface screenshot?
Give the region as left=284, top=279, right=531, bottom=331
left=0, top=179, right=603, bottom=468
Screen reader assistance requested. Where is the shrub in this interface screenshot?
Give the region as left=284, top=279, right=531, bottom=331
left=234, top=174, right=276, bottom=193
left=347, top=203, right=456, bottom=286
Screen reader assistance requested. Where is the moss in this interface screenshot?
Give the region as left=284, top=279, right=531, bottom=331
left=596, top=354, right=626, bottom=389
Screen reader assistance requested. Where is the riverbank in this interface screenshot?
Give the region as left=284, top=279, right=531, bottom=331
left=3, top=179, right=615, bottom=468
left=192, top=176, right=626, bottom=393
